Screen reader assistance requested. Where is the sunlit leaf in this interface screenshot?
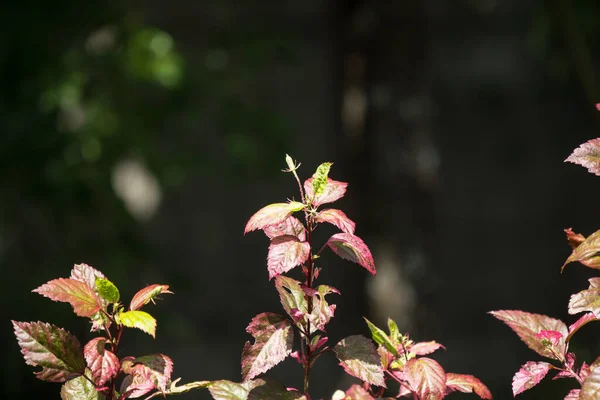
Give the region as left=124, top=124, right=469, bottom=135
left=304, top=177, right=347, bottom=207
left=334, top=384, right=375, bottom=400
left=241, top=313, right=294, bottom=381
left=95, top=277, right=120, bottom=303
left=565, top=389, right=581, bottom=400
left=267, top=235, right=310, bottom=279
left=120, top=354, right=174, bottom=398
left=511, top=361, right=551, bottom=396
left=363, top=318, right=398, bottom=357
left=12, top=320, right=85, bottom=382
left=263, top=217, right=306, bottom=241
left=310, top=162, right=333, bottom=198
left=33, top=278, right=102, bottom=318
left=404, top=357, right=446, bottom=400
left=244, top=202, right=305, bottom=234
left=118, top=310, right=157, bottom=338
left=70, top=264, right=109, bottom=331
left=445, top=373, right=492, bottom=399
left=327, top=233, right=376, bottom=274
left=562, top=230, right=600, bottom=272
left=315, top=209, right=356, bottom=234
left=309, top=284, right=338, bottom=332
left=489, top=310, right=567, bottom=361
left=60, top=369, right=103, bottom=400
left=144, top=378, right=211, bottom=398
left=208, top=379, right=265, bottom=400
left=565, top=138, right=600, bottom=176
left=410, top=341, right=445, bottom=356
left=129, top=284, right=172, bottom=311
left=83, top=337, right=119, bottom=386
left=334, top=335, right=386, bottom=388
left=569, top=278, right=600, bottom=317
left=580, top=365, right=600, bottom=400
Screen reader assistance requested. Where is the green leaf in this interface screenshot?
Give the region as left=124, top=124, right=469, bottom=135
left=12, top=320, right=85, bottom=382
left=60, top=369, right=104, bottom=400
left=404, top=357, right=446, bottom=400
left=334, top=335, right=386, bottom=388
left=364, top=318, right=398, bottom=357
left=387, top=318, right=400, bottom=341
left=117, top=310, right=157, bottom=338
left=33, top=278, right=102, bottom=318
left=311, top=162, right=333, bottom=197
left=95, top=277, right=120, bottom=303
left=208, top=379, right=264, bottom=400
left=241, top=313, right=294, bottom=381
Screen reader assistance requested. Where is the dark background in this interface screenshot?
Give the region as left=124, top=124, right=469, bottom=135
left=3, top=0, right=600, bottom=399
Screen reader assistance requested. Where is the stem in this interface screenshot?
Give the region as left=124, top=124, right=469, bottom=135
left=303, top=218, right=315, bottom=395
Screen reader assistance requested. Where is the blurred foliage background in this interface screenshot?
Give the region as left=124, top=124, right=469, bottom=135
left=4, top=1, right=600, bottom=399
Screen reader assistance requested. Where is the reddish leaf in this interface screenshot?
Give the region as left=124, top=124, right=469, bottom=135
left=562, top=230, right=600, bottom=272
left=569, top=279, right=600, bottom=317
left=565, top=228, right=586, bottom=250
left=208, top=379, right=265, bottom=400
left=83, top=337, right=119, bottom=386
left=334, top=335, right=386, bottom=388
left=263, top=216, right=306, bottom=241
left=33, top=278, right=102, bottom=318
left=554, top=353, right=576, bottom=380
left=267, top=235, right=311, bottom=279
left=244, top=202, right=305, bottom=235
left=121, top=354, right=174, bottom=398
left=410, top=341, right=445, bottom=356
left=12, top=321, right=85, bottom=382
left=404, top=357, right=446, bottom=400
left=568, top=313, right=598, bottom=341
left=565, top=138, right=600, bottom=176
left=536, top=330, right=563, bottom=347
left=241, top=313, right=294, bottom=381
left=326, top=233, right=376, bottom=274
left=60, top=370, right=98, bottom=400
left=580, top=365, right=600, bottom=400
left=118, top=310, right=157, bottom=338
left=445, top=373, right=492, bottom=399
left=129, top=284, right=172, bottom=311
left=512, top=361, right=551, bottom=396
left=315, top=209, right=356, bottom=234
left=489, top=310, right=568, bottom=361
left=304, top=177, right=348, bottom=207
left=565, top=389, right=581, bottom=400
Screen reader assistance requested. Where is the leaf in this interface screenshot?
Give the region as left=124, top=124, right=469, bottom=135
left=334, top=335, right=386, bottom=388
left=327, top=233, right=376, bottom=274
left=565, top=389, right=581, bottom=400
left=565, top=138, right=600, bottom=176
left=565, top=228, right=586, bottom=249
left=83, top=337, right=119, bottom=386
left=580, top=365, right=600, bottom=400
left=410, top=341, right=445, bottom=356
left=129, top=284, right=172, bottom=311
left=146, top=378, right=211, bottom=398
left=562, top=230, right=600, bottom=272
left=95, top=277, right=120, bottom=303
left=315, top=209, right=356, bottom=234
left=275, top=276, right=307, bottom=322
left=118, top=310, right=157, bottom=338
left=70, top=263, right=105, bottom=290
left=12, top=320, right=85, bottom=382
left=60, top=370, right=104, bottom=400
left=334, top=384, right=375, bottom=400
left=244, top=202, right=305, bottom=235
left=569, top=279, right=600, bottom=317
left=445, top=373, right=492, bottom=399
left=209, top=379, right=265, bottom=400
left=304, top=177, right=348, bottom=207
left=263, top=216, right=306, bottom=241
left=489, top=310, right=568, bottom=361
left=241, top=312, right=294, bottom=381
left=267, top=235, right=311, bottom=279
left=120, top=354, right=174, bottom=398
left=247, top=378, right=307, bottom=400
left=363, top=317, right=398, bottom=357
left=309, top=284, right=338, bottom=332
left=511, top=361, right=552, bottom=396
left=536, top=330, right=563, bottom=347
left=567, top=313, right=598, bottom=341
left=404, top=357, right=446, bottom=400
left=310, top=162, right=333, bottom=198
left=33, top=278, right=102, bottom=318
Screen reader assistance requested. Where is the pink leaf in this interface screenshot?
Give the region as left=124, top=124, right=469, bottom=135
left=536, top=330, right=563, bottom=347
left=129, top=284, right=172, bottom=311
left=343, top=384, right=375, bottom=400
left=489, top=310, right=568, bottom=361
left=410, top=341, right=445, bottom=356
left=333, top=335, right=386, bottom=388
left=263, top=216, right=306, bottom=241
left=569, top=278, right=600, bottom=317
left=580, top=366, right=600, bottom=400
left=568, top=313, right=598, bottom=341
left=83, top=337, right=119, bottom=386
left=404, top=357, right=446, bottom=400
left=33, top=278, right=102, bottom=318
left=304, top=177, right=348, bottom=207
left=267, top=235, right=311, bottom=279
left=315, top=209, right=356, bottom=234
left=12, top=320, right=85, bottom=382
left=565, top=138, right=600, bottom=176
left=309, top=285, right=338, bottom=332
left=326, top=233, right=376, bottom=274
left=562, top=230, right=600, bottom=272
left=512, top=361, right=551, bottom=396
left=554, top=353, right=576, bottom=380
left=244, top=202, right=305, bottom=235
left=241, top=313, right=294, bottom=381
left=445, top=373, right=492, bottom=399
left=565, top=389, right=581, bottom=400
left=121, top=354, right=174, bottom=398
